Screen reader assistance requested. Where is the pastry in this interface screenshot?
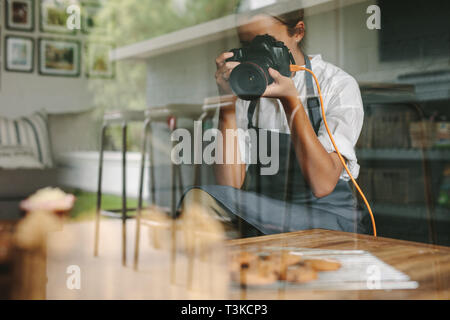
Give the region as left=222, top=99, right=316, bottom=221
left=20, top=187, right=75, bottom=215
left=228, top=250, right=341, bottom=286
left=231, top=269, right=278, bottom=286
left=179, top=204, right=225, bottom=252
left=229, top=251, right=259, bottom=272
left=256, top=259, right=277, bottom=277
left=304, top=258, right=341, bottom=271
left=261, top=251, right=303, bottom=265
left=285, top=263, right=318, bottom=283
left=265, top=251, right=303, bottom=280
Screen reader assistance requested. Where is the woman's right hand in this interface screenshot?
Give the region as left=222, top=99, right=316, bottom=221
left=215, top=52, right=240, bottom=95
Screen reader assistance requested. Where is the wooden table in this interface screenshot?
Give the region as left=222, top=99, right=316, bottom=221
left=35, top=221, right=450, bottom=300
left=227, top=229, right=450, bottom=300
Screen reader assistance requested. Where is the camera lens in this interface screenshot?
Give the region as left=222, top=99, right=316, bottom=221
left=229, top=62, right=268, bottom=101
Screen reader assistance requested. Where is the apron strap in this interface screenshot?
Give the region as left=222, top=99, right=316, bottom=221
left=247, top=99, right=261, bottom=193
left=244, top=55, right=321, bottom=213
left=305, top=56, right=322, bottom=136
left=247, top=99, right=258, bottom=130
left=246, top=55, right=322, bottom=134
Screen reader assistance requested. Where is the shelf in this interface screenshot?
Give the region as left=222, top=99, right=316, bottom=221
left=356, top=148, right=450, bottom=160
left=365, top=203, right=449, bottom=221
left=359, top=83, right=417, bottom=104
left=110, top=0, right=366, bottom=61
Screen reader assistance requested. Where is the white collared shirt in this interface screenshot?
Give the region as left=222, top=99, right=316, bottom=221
left=235, top=54, right=364, bottom=181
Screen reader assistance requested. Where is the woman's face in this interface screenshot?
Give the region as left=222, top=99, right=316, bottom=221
left=237, top=14, right=303, bottom=55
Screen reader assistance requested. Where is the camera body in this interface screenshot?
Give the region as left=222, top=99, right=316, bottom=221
left=226, top=34, right=293, bottom=100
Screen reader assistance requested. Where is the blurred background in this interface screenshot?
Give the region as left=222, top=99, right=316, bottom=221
left=0, top=0, right=449, bottom=248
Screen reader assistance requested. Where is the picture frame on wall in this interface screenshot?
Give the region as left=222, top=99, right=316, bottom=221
left=39, top=0, right=77, bottom=34
left=5, top=35, right=34, bottom=73
left=38, top=38, right=80, bottom=77
left=81, top=1, right=105, bottom=35
left=85, top=42, right=114, bottom=78
left=5, top=0, right=35, bottom=32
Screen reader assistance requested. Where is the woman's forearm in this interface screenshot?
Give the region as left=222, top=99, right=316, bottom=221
left=214, top=107, right=246, bottom=188
left=281, top=96, right=343, bottom=198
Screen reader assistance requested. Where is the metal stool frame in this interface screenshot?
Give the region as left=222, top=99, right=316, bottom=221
left=94, top=110, right=145, bottom=266
left=133, top=104, right=204, bottom=270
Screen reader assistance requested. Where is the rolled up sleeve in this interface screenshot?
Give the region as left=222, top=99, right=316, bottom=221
left=316, top=77, right=364, bottom=181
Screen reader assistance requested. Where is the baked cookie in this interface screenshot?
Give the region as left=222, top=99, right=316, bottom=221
left=231, top=269, right=278, bottom=286
left=304, top=258, right=341, bottom=271
left=229, top=251, right=259, bottom=271
left=263, top=251, right=303, bottom=266
left=285, top=263, right=318, bottom=283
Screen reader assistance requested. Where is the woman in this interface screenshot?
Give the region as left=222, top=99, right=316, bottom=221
left=181, top=5, right=369, bottom=238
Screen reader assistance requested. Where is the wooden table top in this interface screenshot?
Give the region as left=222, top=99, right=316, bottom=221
left=227, top=229, right=450, bottom=300
left=6, top=220, right=449, bottom=300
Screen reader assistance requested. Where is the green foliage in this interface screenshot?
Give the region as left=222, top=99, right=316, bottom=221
left=86, top=0, right=238, bottom=150
left=88, top=0, right=239, bottom=113
left=68, top=189, right=141, bottom=221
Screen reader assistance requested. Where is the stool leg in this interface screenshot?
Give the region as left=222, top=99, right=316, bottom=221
left=194, top=113, right=207, bottom=187
left=121, top=122, right=128, bottom=266
left=177, top=165, right=184, bottom=202
left=149, top=124, right=156, bottom=205
left=171, top=154, right=177, bottom=216
left=170, top=125, right=177, bottom=284
left=193, top=164, right=201, bottom=186
left=134, top=119, right=150, bottom=270
left=94, top=124, right=107, bottom=257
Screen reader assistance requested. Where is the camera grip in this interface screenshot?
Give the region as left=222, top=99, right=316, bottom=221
left=226, top=49, right=243, bottom=62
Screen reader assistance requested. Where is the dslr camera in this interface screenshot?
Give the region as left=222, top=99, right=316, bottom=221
left=226, top=34, right=294, bottom=101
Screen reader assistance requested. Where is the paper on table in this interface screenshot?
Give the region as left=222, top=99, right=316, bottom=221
left=233, top=246, right=418, bottom=291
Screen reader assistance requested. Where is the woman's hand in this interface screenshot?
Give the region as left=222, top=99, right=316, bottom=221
left=215, top=52, right=240, bottom=95
left=262, top=68, right=298, bottom=104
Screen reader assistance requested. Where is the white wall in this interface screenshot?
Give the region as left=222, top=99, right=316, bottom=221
left=0, top=72, right=96, bottom=117
left=144, top=0, right=449, bottom=107
left=145, top=36, right=240, bottom=106
left=0, top=0, right=101, bottom=118
left=138, top=0, right=450, bottom=206
left=5, top=0, right=447, bottom=197
left=307, top=0, right=449, bottom=83
left=143, top=36, right=239, bottom=202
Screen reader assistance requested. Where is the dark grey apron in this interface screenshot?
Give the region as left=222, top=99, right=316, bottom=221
left=182, top=58, right=369, bottom=236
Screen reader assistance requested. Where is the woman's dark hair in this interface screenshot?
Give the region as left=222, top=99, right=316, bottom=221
left=235, top=1, right=306, bottom=50
left=272, top=9, right=306, bottom=50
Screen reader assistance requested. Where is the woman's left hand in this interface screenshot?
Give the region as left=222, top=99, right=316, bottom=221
left=262, top=68, right=298, bottom=102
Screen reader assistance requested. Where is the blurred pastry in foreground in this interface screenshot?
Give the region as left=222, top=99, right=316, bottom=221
left=229, top=250, right=341, bottom=286
left=231, top=269, right=278, bottom=286
left=304, top=258, right=341, bottom=271
left=285, top=263, right=318, bottom=283
left=230, top=251, right=259, bottom=271
left=265, top=251, right=303, bottom=266
left=20, top=187, right=75, bottom=215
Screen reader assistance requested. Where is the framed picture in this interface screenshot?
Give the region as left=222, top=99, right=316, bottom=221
left=38, top=38, right=80, bottom=77
left=5, top=36, right=34, bottom=73
left=81, top=1, right=105, bottom=34
left=39, top=0, right=77, bottom=34
left=85, top=42, right=114, bottom=78
left=5, top=0, right=35, bottom=31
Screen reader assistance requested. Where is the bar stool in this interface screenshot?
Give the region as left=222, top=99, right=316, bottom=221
left=133, top=104, right=204, bottom=270
left=94, top=110, right=145, bottom=266
left=193, top=96, right=235, bottom=186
